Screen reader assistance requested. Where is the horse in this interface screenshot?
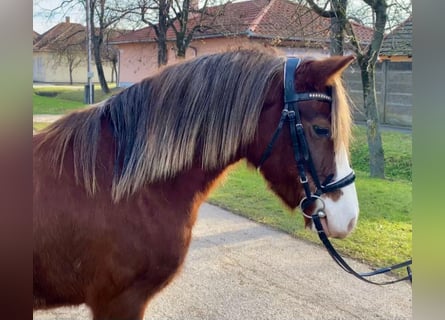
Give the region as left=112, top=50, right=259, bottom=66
left=33, top=49, right=359, bottom=319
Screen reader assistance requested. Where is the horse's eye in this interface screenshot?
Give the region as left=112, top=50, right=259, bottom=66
left=313, top=125, right=330, bottom=137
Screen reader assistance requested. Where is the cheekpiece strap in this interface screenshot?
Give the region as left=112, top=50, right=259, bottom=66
left=284, top=57, right=301, bottom=103
left=284, top=57, right=332, bottom=103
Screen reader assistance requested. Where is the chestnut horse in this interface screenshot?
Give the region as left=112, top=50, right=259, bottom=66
left=33, top=50, right=359, bottom=319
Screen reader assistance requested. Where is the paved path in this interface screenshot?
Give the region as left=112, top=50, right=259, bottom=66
left=33, top=114, right=64, bottom=123
left=34, top=203, right=412, bottom=320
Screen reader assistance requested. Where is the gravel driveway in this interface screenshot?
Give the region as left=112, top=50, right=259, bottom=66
left=34, top=203, right=412, bottom=320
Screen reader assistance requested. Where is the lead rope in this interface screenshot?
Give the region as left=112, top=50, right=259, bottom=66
left=312, top=213, right=412, bottom=285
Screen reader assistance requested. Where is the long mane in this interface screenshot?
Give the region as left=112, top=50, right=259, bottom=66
left=35, top=50, right=352, bottom=202
left=36, top=50, right=285, bottom=201
left=330, top=76, right=352, bottom=155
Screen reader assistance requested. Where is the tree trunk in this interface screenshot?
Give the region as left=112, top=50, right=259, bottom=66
left=305, top=0, right=347, bottom=56
left=114, top=63, right=119, bottom=86
left=307, top=0, right=387, bottom=178
left=157, top=33, right=168, bottom=66
left=157, top=0, right=169, bottom=66
left=93, top=36, right=110, bottom=94
left=330, top=16, right=343, bottom=56
left=360, top=59, right=385, bottom=178
left=176, top=36, right=187, bottom=58
left=69, top=60, right=73, bottom=85
left=329, top=0, right=347, bottom=56
left=174, top=0, right=190, bottom=59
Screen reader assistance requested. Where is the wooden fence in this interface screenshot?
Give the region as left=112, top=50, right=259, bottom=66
left=344, top=61, right=412, bottom=128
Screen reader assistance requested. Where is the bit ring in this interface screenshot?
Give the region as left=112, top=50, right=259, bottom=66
left=299, top=195, right=326, bottom=219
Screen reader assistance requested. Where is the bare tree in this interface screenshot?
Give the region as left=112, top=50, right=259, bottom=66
left=306, top=0, right=348, bottom=55
left=345, top=0, right=388, bottom=178
left=47, top=0, right=134, bottom=93
left=58, top=45, right=84, bottom=85
left=305, top=0, right=411, bottom=178
left=138, top=0, right=171, bottom=66
left=87, top=0, right=134, bottom=93
left=102, top=32, right=120, bottom=84
left=169, top=0, right=214, bottom=59
left=107, top=49, right=119, bottom=84
left=33, top=19, right=86, bottom=84
left=136, top=0, right=217, bottom=64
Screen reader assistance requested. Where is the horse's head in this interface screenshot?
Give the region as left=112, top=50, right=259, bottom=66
left=247, top=55, right=359, bottom=239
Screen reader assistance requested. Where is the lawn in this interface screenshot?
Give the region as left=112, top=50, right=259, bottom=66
left=33, top=122, right=51, bottom=132
left=33, top=93, right=85, bottom=115
left=33, top=84, right=122, bottom=114
left=351, top=128, right=412, bottom=181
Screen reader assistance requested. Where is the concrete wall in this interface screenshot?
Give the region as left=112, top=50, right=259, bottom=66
left=117, top=38, right=267, bottom=86
left=116, top=37, right=333, bottom=86
left=344, top=61, right=412, bottom=127
left=116, top=40, right=412, bottom=127
left=33, top=51, right=115, bottom=84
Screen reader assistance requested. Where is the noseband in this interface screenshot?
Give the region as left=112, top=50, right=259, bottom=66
left=257, top=57, right=412, bottom=285
left=257, top=57, right=355, bottom=214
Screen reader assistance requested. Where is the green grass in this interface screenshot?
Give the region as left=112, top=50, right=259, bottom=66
left=33, top=93, right=85, bottom=115
left=351, top=127, right=412, bottom=181
left=33, top=84, right=122, bottom=114
left=208, top=128, right=412, bottom=275
left=33, top=122, right=50, bottom=132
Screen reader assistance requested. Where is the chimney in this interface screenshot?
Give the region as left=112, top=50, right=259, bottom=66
left=65, top=16, right=70, bottom=24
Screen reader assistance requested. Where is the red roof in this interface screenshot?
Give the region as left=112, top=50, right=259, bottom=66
left=380, top=16, right=412, bottom=57
left=34, top=20, right=129, bottom=52
left=249, top=0, right=328, bottom=40
left=33, top=30, right=40, bottom=44
left=349, top=21, right=375, bottom=45
left=110, top=0, right=372, bottom=45
left=33, top=21, right=86, bottom=51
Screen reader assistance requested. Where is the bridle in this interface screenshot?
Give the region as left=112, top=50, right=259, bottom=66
left=257, top=57, right=412, bottom=285
left=257, top=57, right=356, bottom=211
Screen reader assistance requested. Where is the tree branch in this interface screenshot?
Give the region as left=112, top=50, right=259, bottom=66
left=345, top=20, right=364, bottom=57
left=305, top=0, right=335, bottom=18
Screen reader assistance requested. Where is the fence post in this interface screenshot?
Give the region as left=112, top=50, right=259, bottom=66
left=84, top=84, right=94, bottom=104
left=381, top=60, right=388, bottom=124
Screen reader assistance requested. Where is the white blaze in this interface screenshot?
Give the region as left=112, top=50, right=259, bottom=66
left=320, top=145, right=359, bottom=238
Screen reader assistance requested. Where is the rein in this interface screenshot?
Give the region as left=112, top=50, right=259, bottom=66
left=258, top=57, right=412, bottom=285
left=312, top=214, right=412, bottom=285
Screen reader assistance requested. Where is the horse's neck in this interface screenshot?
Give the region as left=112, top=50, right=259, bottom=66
left=130, top=164, right=232, bottom=229
left=161, top=166, right=231, bottom=204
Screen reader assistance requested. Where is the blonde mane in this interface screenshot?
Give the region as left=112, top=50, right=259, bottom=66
left=330, top=76, right=353, bottom=155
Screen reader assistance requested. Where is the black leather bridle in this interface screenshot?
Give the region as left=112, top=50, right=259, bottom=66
left=257, top=57, right=356, bottom=210
left=258, top=57, right=412, bottom=285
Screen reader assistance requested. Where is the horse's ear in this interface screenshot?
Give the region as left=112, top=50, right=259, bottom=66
left=312, top=55, right=356, bottom=85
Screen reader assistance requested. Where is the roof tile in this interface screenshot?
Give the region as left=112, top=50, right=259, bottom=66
left=33, top=22, right=86, bottom=51
left=109, top=0, right=373, bottom=46
left=380, top=16, right=412, bottom=57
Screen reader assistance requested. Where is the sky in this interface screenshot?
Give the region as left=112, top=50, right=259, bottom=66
left=33, top=0, right=411, bottom=34
left=33, top=0, right=85, bottom=34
